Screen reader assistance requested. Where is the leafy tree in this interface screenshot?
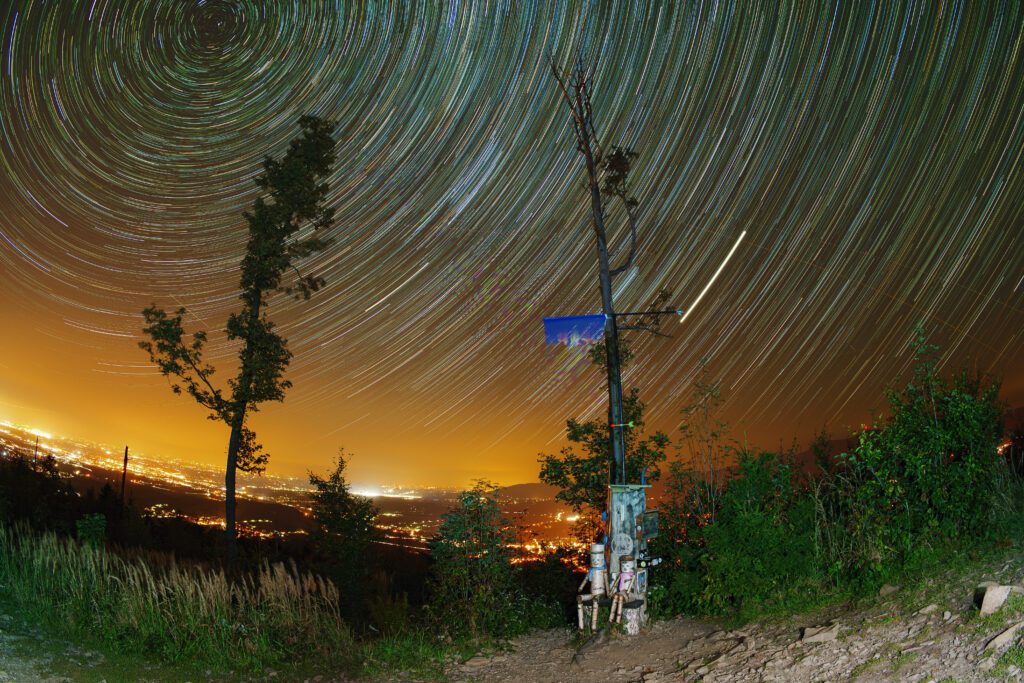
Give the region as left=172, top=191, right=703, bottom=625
left=429, top=481, right=528, bottom=639
left=308, top=450, right=379, bottom=616
left=0, top=450, right=78, bottom=532
left=140, top=116, right=337, bottom=559
left=539, top=344, right=669, bottom=545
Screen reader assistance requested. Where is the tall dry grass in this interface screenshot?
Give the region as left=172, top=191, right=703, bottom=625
left=0, top=524, right=357, bottom=673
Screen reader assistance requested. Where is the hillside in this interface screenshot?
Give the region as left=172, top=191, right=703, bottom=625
left=6, top=545, right=1023, bottom=681
left=447, top=550, right=1024, bottom=683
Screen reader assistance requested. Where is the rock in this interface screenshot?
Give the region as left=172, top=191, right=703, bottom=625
left=879, top=583, right=900, bottom=597
left=801, top=623, right=841, bottom=643
left=463, top=656, right=489, bottom=667
left=943, top=610, right=952, bottom=620
left=975, top=582, right=1013, bottom=615
left=917, top=603, right=939, bottom=615
left=985, top=621, right=1024, bottom=651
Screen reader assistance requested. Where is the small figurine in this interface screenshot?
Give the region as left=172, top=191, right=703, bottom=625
left=577, top=543, right=609, bottom=631
left=610, top=554, right=636, bottom=624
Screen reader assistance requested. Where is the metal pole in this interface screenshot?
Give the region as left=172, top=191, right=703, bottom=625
left=120, top=445, right=129, bottom=503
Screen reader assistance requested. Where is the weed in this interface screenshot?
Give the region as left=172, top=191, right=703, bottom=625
left=891, top=650, right=918, bottom=671
left=0, top=524, right=356, bottom=675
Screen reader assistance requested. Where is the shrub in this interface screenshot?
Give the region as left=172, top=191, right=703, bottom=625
left=697, top=450, right=818, bottom=615
left=651, top=328, right=1011, bottom=620
left=429, top=481, right=557, bottom=640
left=538, top=343, right=669, bottom=546
left=308, top=450, right=379, bottom=620
left=75, top=513, right=107, bottom=547
left=829, top=328, right=1005, bottom=575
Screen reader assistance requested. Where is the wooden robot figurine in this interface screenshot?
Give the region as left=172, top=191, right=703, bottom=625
left=610, top=554, right=637, bottom=624
left=577, top=543, right=608, bottom=630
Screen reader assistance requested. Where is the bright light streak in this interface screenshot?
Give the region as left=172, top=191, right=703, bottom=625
left=364, top=261, right=430, bottom=312
left=679, top=230, right=747, bottom=324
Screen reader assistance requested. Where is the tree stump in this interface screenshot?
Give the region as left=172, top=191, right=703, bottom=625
left=622, top=599, right=645, bottom=636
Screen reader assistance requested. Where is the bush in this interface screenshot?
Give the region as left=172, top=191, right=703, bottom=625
left=308, top=450, right=379, bottom=621
left=827, top=329, right=1005, bottom=576
left=429, top=481, right=557, bottom=640
left=698, top=451, right=818, bottom=615
left=652, top=328, right=1012, bottom=620
left=654, top=451, right=820, bottom=617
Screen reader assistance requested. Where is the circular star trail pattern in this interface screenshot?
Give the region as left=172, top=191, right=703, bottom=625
left=1, top=1, right=1022, bottom=485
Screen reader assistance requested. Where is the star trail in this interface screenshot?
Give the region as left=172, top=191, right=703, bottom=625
left=0, top=1, right=1021, bottom=487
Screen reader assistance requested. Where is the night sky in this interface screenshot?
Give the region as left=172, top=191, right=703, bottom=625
left=0, top=1, right=1021, bottom=487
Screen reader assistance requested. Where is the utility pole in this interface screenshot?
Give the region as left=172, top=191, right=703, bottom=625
left=120, top=445, right=129, bottom=504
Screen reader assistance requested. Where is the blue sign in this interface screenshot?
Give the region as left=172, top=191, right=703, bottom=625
left=543, top=314, right=607, bottom=346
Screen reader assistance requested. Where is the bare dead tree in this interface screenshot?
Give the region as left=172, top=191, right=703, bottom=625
left=549, top=54, right=643, bottom=485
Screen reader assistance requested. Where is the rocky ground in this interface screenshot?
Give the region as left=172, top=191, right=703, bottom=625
left=0, top=611, right=98, bottom=682
left=448, top=552, right=1024, bottom=683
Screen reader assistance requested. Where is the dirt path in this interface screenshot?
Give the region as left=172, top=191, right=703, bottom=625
left=0, top=611, right=71, bottom=682
left=449, top=554, right=1024, bottom=682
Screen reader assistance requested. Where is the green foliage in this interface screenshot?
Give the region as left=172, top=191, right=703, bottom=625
left=697, top=451, right=818, bottom=616
left=429, top=481, right=556, bottom=640
left=140, top=115, right=337, bottom=475
left=827, top=326, right=1005, bottom=575
left=0, top=524, right=357, bottom=675
left=75, top=513, right=107, bottom=547
left=360, top=628, right=450, bottom=680
left=652, top=328, right=1011, bottom=621
left=539, top=381, right=669, bottom=544
left=308, top=450, right=379, bottom=617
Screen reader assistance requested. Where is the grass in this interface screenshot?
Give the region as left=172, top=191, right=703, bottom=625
left=890, top=650, right=918, bottom=671
left=0, top=523, right=358, bottom=677
left=0, top=599, right=195, bottom=682
left=361, top=628, right=454, bottom=681
left=993, top=643, right=1024, bottom=678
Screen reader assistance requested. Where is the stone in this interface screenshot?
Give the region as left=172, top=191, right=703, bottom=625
left=985, top=621, right=1024, bottom=651
left=801, top=623, right=841, bottom=643
left=975, top=583, right=1013, bottom=615
left=463, top=656, right=489, bottom=667
left=917, top=603, right=939, bottom=615
left=943, top=610, right=952, bottom=620
left=879, top=583, right=900, bottom=597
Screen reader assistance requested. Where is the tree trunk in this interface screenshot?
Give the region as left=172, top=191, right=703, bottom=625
left=224, top=289, right=261, bottom=563
left=225, top=409, right=245, bottom=563
left=577, top=111, right=626, bottom=486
